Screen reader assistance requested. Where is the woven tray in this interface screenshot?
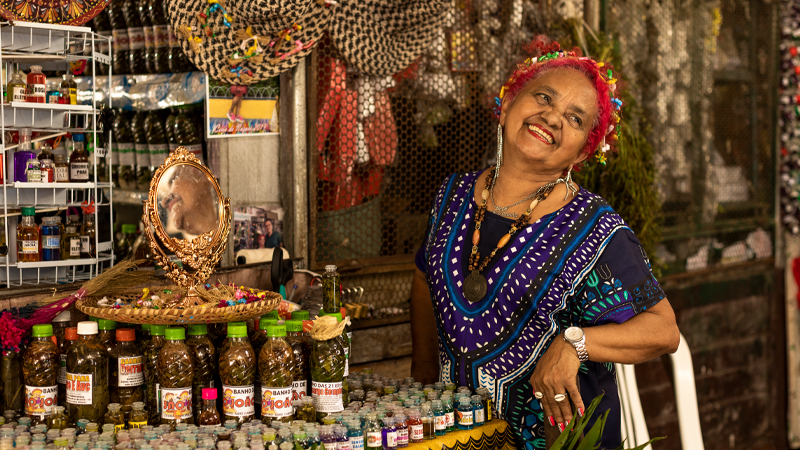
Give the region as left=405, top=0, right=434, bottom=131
left=76, top=291, right=282, bottom=325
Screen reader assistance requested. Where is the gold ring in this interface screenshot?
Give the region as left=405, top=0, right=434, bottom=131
left=554, top=394, right=567, bottom=402
left=534, top=391, right=544, bottom=399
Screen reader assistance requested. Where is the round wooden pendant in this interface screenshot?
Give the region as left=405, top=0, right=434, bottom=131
left=464, top=270, right=488, bottom=303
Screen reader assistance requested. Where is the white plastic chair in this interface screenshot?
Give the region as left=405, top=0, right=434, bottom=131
left=616, top=333, right=705, bottom=449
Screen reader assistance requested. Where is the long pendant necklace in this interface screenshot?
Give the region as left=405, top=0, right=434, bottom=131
left=463, top=168, right=564, bottom=303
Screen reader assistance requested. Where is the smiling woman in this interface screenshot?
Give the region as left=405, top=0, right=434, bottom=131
left=410, top=36, right=680, bottom=450
left=157, top=165, right=221, bottom=240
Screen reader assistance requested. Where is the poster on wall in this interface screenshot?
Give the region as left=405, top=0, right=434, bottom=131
left=205, top=78, right=280, bottom=138
left=232, top=205, right=285, bottom=253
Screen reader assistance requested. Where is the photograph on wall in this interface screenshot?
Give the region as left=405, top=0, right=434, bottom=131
left=205, top=78, right=280, bottom=138
left=232, top=205, right=284, bottom=254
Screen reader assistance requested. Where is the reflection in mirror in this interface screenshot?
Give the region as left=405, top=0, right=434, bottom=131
left=156, top=164, right=221, bottom=240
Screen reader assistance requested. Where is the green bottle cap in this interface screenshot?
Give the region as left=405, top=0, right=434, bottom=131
left=165, top=327, right=185, bottom=340
left=189, top=324, right=208, bottom=336
left=32, top=324, right=53, bottom=337
left=284, top=320, right=303, bottom=333
left=227, top=323, right=248, bottom=338
left=264, top=311, right=280, bottom=320
left=291, top=310, right=310, bottom=321
left=141, top=324, right=151, bottom=332
left=266, top=325, right=287, bottom=338
left=121, top=224, right=137, bottom=234
left=21, top=206, right=35, bottom=216
left=97, top=319, right=117, bottom=330
left=259, top=318, right=278, bottom=330
left=150, top=325, right=167, bottom=336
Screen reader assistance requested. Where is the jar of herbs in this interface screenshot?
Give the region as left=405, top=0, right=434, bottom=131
left=258, top=324, right=294, bottom=425
left=186, top=324, right=217, bottom=422
left=22, top=324, right=59, bottom=426
left=109, top=329, right=144, bottom=412
left=219, top=323, right=256, bottom=425
left=144, top=324, right=167, bottom=425
left=157, top=327, right=194, bottom=427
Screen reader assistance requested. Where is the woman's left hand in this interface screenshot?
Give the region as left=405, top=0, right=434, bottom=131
left=530, top=334, right=584, bottom=431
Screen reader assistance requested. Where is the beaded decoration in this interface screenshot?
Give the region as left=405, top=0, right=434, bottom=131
left=493, top=51, right=623, bottom=166
left=197, top=0, right=232, bottom=38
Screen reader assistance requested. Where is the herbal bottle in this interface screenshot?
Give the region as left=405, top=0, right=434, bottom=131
left=22, top=324, right=59, bottom=426
left=138, top=323, right=151, bottom=355
left=47, top=405, right=68, bottom=430
left=61, top=224, right=80, bottom=260
left=456, top=397, right=473, bottom=430
left=251, top=317, right=275, bottom=356
left=17, top=207, right=39, bottom=262
left=79, top=211, right=96, bottom=259
left=476, top=387, right=493, bottom=422
left=157, top=327, right=194, bottom=427
left=40, top=217, right=60, bottom=261
left=6, top=71, right=25, bottom=103
left=97, top=319, right=117, bottom=354
left=442, top=397, right=454, bottom=432
left=60, top=74, right=77, bottom=105
left=69, top=133, right=89, bottom=182
left=143, top=324, right=167, bottom=425
left=129, top=402, right=148, bottom=428
left=310, top=316, right=346, bottom=422
left=144, top=110, right=169, bottom=168
left=258, top=325, right=294, bottom=425
left=364, top=413, right=381, bottom=450
left=25, top=65, right=46, bottom=103
left=186, top=324, right=217, bottom=422
left=103, top=403, right=125, bottom=431
left=471, top=395, right=484, bottom=426
left=198, top=388, right=221, bottom=426
left=175, top=105, right=204, bottom=162
left=219, top=322, right=256, bottom=424
left=109, top=329, right=144, bottom=412
left=66, top=321, right=110, bottom=425
left=431, top=400, right=445, bottom=436
left=284, top=320, right=309, bottom=401
left=322, top=265, right=342, bottom=314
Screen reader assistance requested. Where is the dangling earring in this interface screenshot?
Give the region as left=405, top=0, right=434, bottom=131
left=496, top=124, right=503, bottom=179
left=561, top=165, right=578, bottom=200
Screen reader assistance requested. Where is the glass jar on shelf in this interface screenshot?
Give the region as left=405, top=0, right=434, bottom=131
left=41, top=217, right=62, bottom=262
left=54, top=154, right=69, bottom=183
left=61, top=224, right=80, bottom=260
left=17, top=207, right=39, bottom=263
left=14, top=128, right=36, bottom=183
left=60, top=74, right=77, bottom=106
left=7, top=71, right=26, bottom=103
left=69, top=134, right=89, bottom=183
left=80, top=212, right=96, bottom=259
left=25, top=65, right=46, bottom=103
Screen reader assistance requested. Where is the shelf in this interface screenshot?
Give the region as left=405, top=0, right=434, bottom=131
left=9, top=102, right=93, bottom=112
left=16, top=257, right=98, bottom=268
left=108, top=188, right=148, bottom=206
left=10, top=181, right=95, bottom=189
left=1, top=102, right=97, bottom=130
left=0, top=182, right=109, bottom=207
left=0, top=21, right=92, bottom=55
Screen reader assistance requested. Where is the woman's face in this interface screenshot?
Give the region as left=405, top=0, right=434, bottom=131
left=160, top=165, right=219, bottom=236
left=499, top=67, right=598, bottom=175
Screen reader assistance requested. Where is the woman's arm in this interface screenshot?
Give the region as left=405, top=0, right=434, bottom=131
left=410, top=268, right=440, bottom=384
left=531, top=298, right=680, bottom=429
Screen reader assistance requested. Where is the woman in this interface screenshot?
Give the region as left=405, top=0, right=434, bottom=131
left=158, top=165, right=220, bottom=239
left=410, top=36, right=680, bottom=449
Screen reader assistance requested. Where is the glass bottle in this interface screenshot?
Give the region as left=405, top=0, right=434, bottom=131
left=456, top=397, right=473, bottom=430
left=431, top=401, right=445, bottom=436
left=470, top=395, right=484, bottom=426
left=93, top=8, right=112, bottom=76
left=144, top=324, right=167, bottom=425
left=113, top=110, right=137, bottom=190
left=0, top=218, right=7, bottom=258
left=26, top=65, right=46, bottom=103
left=17, top=207, right=39, bottom=262
left=40, top=158, right=54, bottom=183
left=69, top=134, right=89, bottom=182
left=419, top=404, right=434, bottom=440
left=364, top=413, right=381, bottom=450
left=186, top=324, right=217, bottom=422
left=347, top=420, right=364, bottom=450
left=220, top=322, right=256, bottom=424
left=157, top=327, right=194, bottom=427
left=109, top=329, right=144, bottom=413
left=22, top=324, right=59, bottom=426
left=128, top=402, right=148, bottom=428
left=322, top=266, right=342, bottom=314
left=107, top=0, right=130, bottom=75
left=168, top=22, right=193, bottom=72
left=96, top=319, right=117, bottom=355
left=103, top=403, right=125, bottom=431
left=80, top=212, right=96, bottom=259
left=284, top=320, right=310, bottom=402
left=149, top=0, right=169, bottom=73
left=258, top=325, right=294, bottom=425
left=131, top=111, right=150, bottom=190
left=145, top=110, right=169, bottom=168
left=60, top=74, right=77, bottom=105
left=40, top=217, right=61, bottom=261
left=24, top=158, right=41, bottom=183
left=1, top=350, right=24, bottom=416
left=380, top=417, right=396, bottom=450
left=311, top=315, right=346, bottom=422
left=175, top=105, right=204, bottom=163
left=442, top=397, right=454, bottom=432
left=61, top=224, right=81, bottom=260
left=59, top=327, right=77, bottom=405
left=6, top=71, right=26, bottom=103
left=198, top=388, right=221, bottom=426
left=114, top=223, right=137, bottom=262
left=14, top=128, right=36, bottom=182
left=393, top=414, right=407, bottom=448
left=47, top=405, right=68, bottom=431
left=37, top=142, right=54, bottom=162
left=54, top=154, right=70, bottom=183
left=138, top=0, right=154, bottom=74
left=66, top=321, right=110, bottom=425
left=122, top=0, right=146, bottom=74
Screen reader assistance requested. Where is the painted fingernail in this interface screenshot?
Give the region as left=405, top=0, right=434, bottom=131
left=548, top=416, right=555, bottom=427
left=578, top=408, right=584, bottom=417
left=558, top=423, right=565, bottom=432
left=566, top=419, right=570, bottom=426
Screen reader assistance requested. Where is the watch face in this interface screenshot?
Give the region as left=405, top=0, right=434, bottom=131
left=565, top=327, right=583, bottom=341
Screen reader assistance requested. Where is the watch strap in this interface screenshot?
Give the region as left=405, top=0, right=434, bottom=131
left=565, top=329, right=589, bottom=362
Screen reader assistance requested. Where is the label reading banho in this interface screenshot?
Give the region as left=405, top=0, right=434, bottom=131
left=161, top=387, right=192, bottom=419
left=25, top=385, right=57, bottom=416
left=222, top=385, right=255, bottom=417
left=292, top=379, right=307, bottom=400
left=261, top=386, right=292, bottom=418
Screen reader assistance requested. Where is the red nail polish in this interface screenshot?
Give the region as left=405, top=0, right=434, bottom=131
left=578, top=408, right=584, bottom=417
left=548, top=416, right=555, bottom=427
left=558, top=423, right=565, bottom=432
left=566, top=419, right=570, bottom=426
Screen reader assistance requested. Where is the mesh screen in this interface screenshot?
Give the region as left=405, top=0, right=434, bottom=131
left=310, top=0, right=777, bottom=309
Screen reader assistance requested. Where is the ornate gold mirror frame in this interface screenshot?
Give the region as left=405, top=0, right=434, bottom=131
left=143, top=147, right=232, bottom=307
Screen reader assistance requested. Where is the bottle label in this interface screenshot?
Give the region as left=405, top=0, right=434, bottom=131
left=24, top=385, right=57, bottom=416
left=474, top=407, right=485, bottom=424
left=67, top=88, right=77, bottom=105
left=70, top=238, right=80, bottom=257
left=337, top=440, right=351, bottom=450
left=349, top=436, right=364, bottom=450
left=12, top=86, right=26, bottom=102
left=80, top=236, right=91, bottom=254
left=153, top=25, right=170, bottom=48
left=25, top=163, right=41, bottom=182
left=129, top=421, right=147, bottom=428
left=291, top=379, right=307, bottom=400
left=184, top=143, right=203, bottom=163
left=409, top=424, right=423, bottom=441
left=324, top=443, right=337, bottom=450
left=149, top=143, right=169, bottom=166
left=143, top=26, right=155, bottom=49
left=385, top=431, right=397, bottom=448
left=260, top=386, right=291, bottom=418
left=161, top=386, right=192, bottom=419
left=168, top=25, right=180, bottom=48
left=311, top=380, right=343, bottom=413
left=44, top=236, right=60, bottom=250
left=397, top=428, right=408, bottom=446
left=118, top=356, right=144, bottom=387
left=445, top=411, right=454, bottom=429
left=70, top=162, right=89, bottom=181
left=55, top=165, right=69, bottom=182
left=115, top=142, right=135, bottom=166
left=66, top=373, right=93, bottom=405
left=222, top=385, right=255, bottom=417
left=27, top=83, right=46, bottom=99
left=366, top=432, right=382, bottom=448
left=58, top=354, right=67, bottom=384
left=112, top=28, right=130, bottom=51
left=114, top=424, right=125, bottom=432
left=135, top=143, right=151, bottom=167
left=128, top=27, right=145, bottom=50
left=435, top=414, right=446, bottom=431
left=20, top=240, right=38, bottom=254
left=457, top=410, right=473, bottom=426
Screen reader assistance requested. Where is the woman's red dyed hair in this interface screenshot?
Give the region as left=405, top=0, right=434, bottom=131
left=495, top=35, right=618, bottom=159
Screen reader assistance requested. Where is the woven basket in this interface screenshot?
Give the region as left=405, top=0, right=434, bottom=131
left=76, top=290, right=282, bottom=325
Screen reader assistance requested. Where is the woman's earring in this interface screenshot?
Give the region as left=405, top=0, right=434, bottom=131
left=496, top=124, right=503, bottom=178
left=563, top=165, right=578, bottom=200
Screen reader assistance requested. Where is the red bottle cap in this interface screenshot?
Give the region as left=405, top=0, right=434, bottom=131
left=302, top=320, right=314, bottom=333
left=340, top=307, right=347, bottom=321
left=65, top=327, right=78, bottom=341
left=116, top=329, right=136, bottom=341
left=792, top=46, right=799, bottom=57
left=202, top=388, right=217, bottom=400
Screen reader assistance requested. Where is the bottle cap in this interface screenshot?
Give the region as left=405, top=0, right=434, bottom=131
left=259, top=318, right=277, bottom=330
left=202, top=388, right=217, bottom=400
left=116, top=329, right=135, bottom=341
left=227, top=323, right=247, bottom=338
left=291, top=310, right=310, bottom=321
left=30, top=65, right=42, bottom=72
left=31, top=324, right=53, bottom=337
left=325, top=265, right=337, bottom=272
left=188, top=324, right=208, bottom=336
left=97, top=319, right=117, bottom=330
left=266, top=325, right=286, bottom=338
left=21, top=206, right=35, bottom=216
left=76, top=321, right=98, bottom=335
left=53, top=310, right=71, bottom=323
left=471, top=395, right=482, bottom=402
left=121, top=224, right=137, bottom=234
left=284, top=320, right=303, bottom=332
left=302, top=320, right=314, bottom=330
left=264, top=311, right=280, bottom=320
left=150, top=325, right=167, bottom=336
left=340, top=308, right=348, bottom=321
left=65, top=327, right=78, bottom=340
left=73, top=134, right=84, bottom=142
left=141, top=324, right=151, bottom=332
left=459, top=397, right=471, bottom=404
left=165, top=327, right=185, bottom=340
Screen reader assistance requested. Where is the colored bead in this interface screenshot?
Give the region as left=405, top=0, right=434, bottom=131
left=472, top=229, right=481, bottom=245
left=498, top=234, right=511, bottom=249
left=481, top=189, right=489, bottom=200
left=528, top=199, right=540, bottom=211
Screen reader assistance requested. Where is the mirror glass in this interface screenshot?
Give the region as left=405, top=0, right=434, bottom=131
left=156, top=164, right=221, bottom=240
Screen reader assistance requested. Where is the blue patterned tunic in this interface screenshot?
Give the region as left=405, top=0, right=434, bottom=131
left=415, top=171, right=665, bottom=449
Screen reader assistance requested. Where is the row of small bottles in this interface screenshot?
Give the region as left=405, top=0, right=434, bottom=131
left=16, top=208, right=96, bottom=262
left=4, top=68, right=78, bottom=105
left=11, top=130, right=92, bottom=184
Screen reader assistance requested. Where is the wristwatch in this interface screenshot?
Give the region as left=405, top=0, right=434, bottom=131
left=564, top=327, right=589, bottom=362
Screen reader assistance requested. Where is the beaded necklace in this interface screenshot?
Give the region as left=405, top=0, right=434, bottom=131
left=463, top=168, right=563, bottom=303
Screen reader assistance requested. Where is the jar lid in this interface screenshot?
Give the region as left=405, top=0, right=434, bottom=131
left=97, top=319, right=117, bottom=330
left=202, top=388, right=217, bottom=400
left=65, top=327, right=78, bottom=340
left=188, top=324, right=208, bottom=336
left=21, top=206, right=35, bottom=216
left=258, top=318, right=277, bottom=330
left=116, top=329, right=135, bottom=341
left=284, top=320, right=303, bottom=332
left=76, top=321, right=98, bottom=335
left=266, top=325, right=286, bottom=338
left=31, top=324, right=53, bottom=337
left=325, top=265, right=337, bottom=272
left=73, top=134, right=84, bottom=142
left=165, top=327, right=185, bottom=340
left=291, top=310, right=310, bottom=321
left=121, top=224, right=137, bottom=234
left=227, top=323, right=247, bottom=338
left=264, top=311, right=280, bottom=320
left=150, top=325, right=167, bottom=336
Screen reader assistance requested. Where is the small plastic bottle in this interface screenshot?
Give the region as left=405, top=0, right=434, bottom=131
left=431, top=400, right=445, bottom=436
left=47, top=406, right=67, bottom=431
left=61, top=74, right=77, bottom=105
left=476, top=387, right=493, bottom=422
left=456, top=397, right=473, bottom=430
left=471, top=395, right=485, bottom=426
left=40, top=216, right=61, bottom=261
left=363, top=413, right=381, bottom=450
left=347, top=420, right=364, bottom=450
left=199, top=388, right=222, bottom=426
left=380, top=417, right=396, bottom=450
left=25, top=65, right=46, bottom=103
left=69, top=134, right=90, bottom=182
left=22, top=324, right=59, bottom=426
left=405, top=410, right=422, bottom=444
left=17, top=206, right=39, bottom=262
left=157, top=327, right=194, bottom=427
left=392, top=414, right=407, bottom=448
left=441, top=397, right=454, bottom=433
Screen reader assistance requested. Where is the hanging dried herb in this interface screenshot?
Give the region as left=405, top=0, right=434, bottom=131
left=65, top=336, right=109, bottom=424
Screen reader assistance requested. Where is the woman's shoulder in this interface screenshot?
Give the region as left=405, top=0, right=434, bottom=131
left=555, top=188, right=631, bottom=240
